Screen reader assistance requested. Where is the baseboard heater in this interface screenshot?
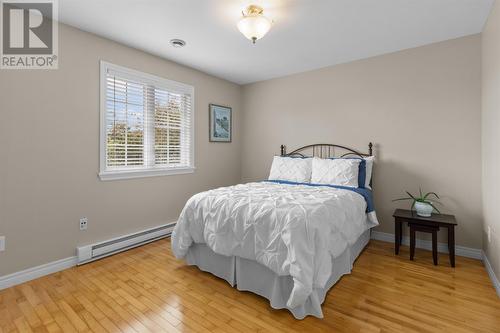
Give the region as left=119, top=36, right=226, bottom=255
left=76, top=222, right=175, bottom=265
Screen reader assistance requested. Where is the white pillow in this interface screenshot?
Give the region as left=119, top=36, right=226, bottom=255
left=364, top=156, right=374, bottom=189
left=268, top=156, right=312, bottom=183
left=311, top=157, right=361, bottom=187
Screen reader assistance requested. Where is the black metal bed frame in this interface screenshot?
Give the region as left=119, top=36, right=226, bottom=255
left=280, top=142, right=373, bottom=158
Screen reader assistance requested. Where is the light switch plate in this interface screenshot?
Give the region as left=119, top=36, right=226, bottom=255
left=0, top=236, right=5, bottom=252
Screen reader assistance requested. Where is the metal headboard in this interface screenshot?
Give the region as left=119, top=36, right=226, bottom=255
left=280, top=142, right=373, bottom=158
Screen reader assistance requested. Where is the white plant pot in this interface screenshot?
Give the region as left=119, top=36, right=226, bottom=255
left=415, top=201, right=433, bottom=217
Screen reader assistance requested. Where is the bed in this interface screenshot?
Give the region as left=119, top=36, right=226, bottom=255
left=171, top=143, right=378, bottom=319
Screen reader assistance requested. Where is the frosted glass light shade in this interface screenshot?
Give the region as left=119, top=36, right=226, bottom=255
left=237, top=13, right=272, bottom=43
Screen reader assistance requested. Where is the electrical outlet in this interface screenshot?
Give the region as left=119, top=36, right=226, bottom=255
left=487, top=226, right=491, bottom=243
left=80, top=217, right=88, bottom=231
left=0, top=236, right=5, bottom=252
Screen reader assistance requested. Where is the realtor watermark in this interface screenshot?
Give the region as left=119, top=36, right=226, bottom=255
left=1, top=0, right=58, bottom=69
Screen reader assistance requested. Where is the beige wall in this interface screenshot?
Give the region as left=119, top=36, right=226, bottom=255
left=482, top=1, right=500, bottom=279
left=0, top=24, right=242, bottom=276
left=0, top=24, right=486, bottom=278
left=241, top=35, right=483, bottom=249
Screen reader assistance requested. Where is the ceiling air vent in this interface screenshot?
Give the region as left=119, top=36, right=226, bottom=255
left=170, top=39, right=186, bottom=48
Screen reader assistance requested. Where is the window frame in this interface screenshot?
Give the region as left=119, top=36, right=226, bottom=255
left=99, top=61, right=195, bottom=181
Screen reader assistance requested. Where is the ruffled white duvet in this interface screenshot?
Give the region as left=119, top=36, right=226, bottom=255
left=172, top=182, right=378, bottom=308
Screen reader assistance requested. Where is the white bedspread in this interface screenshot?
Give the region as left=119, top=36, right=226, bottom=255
left=171, top=182, right=378, bottom=308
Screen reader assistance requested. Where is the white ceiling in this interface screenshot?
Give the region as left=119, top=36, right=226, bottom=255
left=59, top=0, right=494, bottom=84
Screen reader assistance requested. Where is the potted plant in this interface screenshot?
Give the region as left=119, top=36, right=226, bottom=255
left=393, top=188, right=441, bottom=217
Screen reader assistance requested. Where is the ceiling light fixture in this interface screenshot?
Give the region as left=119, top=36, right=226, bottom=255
left=237, top=5, right=272, bottom=44
left=170, top=39, right=186, bottom=48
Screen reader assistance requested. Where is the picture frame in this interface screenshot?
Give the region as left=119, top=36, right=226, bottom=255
left=209, top=104, right=232, bottom=142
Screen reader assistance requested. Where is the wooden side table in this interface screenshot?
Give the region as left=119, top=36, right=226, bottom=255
left=393, top=209, right=457, bottom=267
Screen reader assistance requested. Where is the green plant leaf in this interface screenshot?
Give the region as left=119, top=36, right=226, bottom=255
left=419, top=187, right=423, bottom=200
left=392, top=197, right=414, bottom=202
left=424, top=192, right=440, bottom=200
left=406, top=191, right=417, bottom=200
left=429, top=202, right=441, bottom=214
left=410, top=200, right=416, bottom=212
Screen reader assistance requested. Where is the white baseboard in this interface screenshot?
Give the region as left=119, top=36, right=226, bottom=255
left=370, top=231, right=482, bottom=260
left=482, top=251, right=500, bottom=297
left=0, top=256, right=77, bottom=290
left=0, top=222, right=175, bottom=290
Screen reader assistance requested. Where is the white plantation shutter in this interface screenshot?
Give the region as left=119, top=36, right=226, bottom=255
left=100, top=62, right=194, bottom=180
left=150, top=87, right=192, bottom=167
left=105, top=75, right=145, bottom=168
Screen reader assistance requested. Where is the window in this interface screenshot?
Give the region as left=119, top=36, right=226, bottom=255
left=99, top=62, right=194, bottom=180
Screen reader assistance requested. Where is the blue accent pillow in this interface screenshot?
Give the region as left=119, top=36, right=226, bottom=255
left=358, top=159, right=366, bottom=188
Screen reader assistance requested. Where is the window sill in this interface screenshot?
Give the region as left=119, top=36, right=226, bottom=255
left=98, top=167, right=195, bottom=181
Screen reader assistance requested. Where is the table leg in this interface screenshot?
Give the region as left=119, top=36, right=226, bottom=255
left=395, top=220, right=402, bottom=255
left=400, top=223, right=404, bottom=244
left=410, top=226, right=416, bottom=261
left=448, top=226, right=455, bottom=267
left=432, top=229, right=438, bottom=265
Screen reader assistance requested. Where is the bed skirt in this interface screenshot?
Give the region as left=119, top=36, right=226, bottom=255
left=184, top=229, right=371, bottom=319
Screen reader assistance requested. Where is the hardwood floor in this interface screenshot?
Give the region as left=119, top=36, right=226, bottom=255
left=1, top=239, right=499, bottom=333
